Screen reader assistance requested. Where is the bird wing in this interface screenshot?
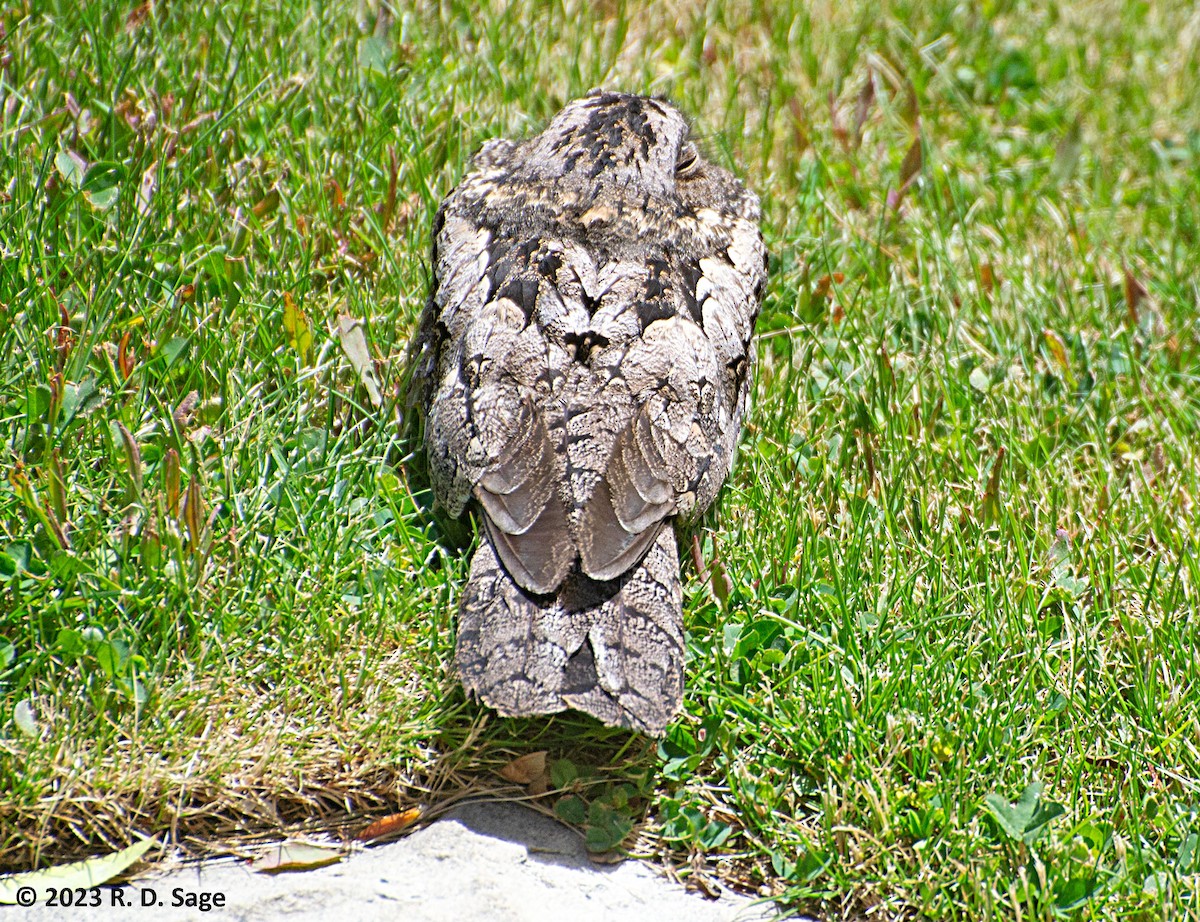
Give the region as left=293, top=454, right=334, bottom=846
left=577, top=401, right=675, bottom=581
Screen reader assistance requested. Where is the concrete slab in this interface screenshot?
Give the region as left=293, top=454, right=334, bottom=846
left=6, top=802, right=781, bottom=921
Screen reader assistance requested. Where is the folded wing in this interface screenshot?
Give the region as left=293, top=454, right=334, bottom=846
left=577, top=403, right=676, bottom=582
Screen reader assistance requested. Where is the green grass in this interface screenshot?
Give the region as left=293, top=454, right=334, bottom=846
left=3, top=0, right=1200, bottom=917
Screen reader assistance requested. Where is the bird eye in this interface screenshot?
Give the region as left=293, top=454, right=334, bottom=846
left=675, top=142, right=699, bottom=177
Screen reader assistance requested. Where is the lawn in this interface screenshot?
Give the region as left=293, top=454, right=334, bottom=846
left=2, top=0, right=1199, bottom=917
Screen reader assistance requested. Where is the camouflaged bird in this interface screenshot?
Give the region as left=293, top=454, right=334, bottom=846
left=407, top=91, right=766, bottom=734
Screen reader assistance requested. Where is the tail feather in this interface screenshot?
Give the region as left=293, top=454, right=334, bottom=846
left=456, top=527, right=684, bottom=735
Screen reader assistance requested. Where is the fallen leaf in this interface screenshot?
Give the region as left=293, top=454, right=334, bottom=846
left=355, top=807, right=422, bottom=843
left=1123, top=266, right=1147, bottom=326
left=0, top=838, right=156, bottom=904
left=118, top=331, right=135, bottom=381
left=979, top=262, right=997, bottom=295
left=180, top=112, right=216, bottom=135
left=252, top=189, right=280, bottom=219
left=498, top=751, right=548, bottom=786
left=252, top=841, right=343, bottom=875
left=115, top=90, right=151, bottom=133
left=124, top=1, right=152, bottom=32
left=687, top=869, right=723, bottom=899
left=173, top=391, right=199, bottom=429
left=326, top=177, right=345, bottom=209
left=813, top=273, right=845, bottom=300
left=336, top=314, right=383, bottom=408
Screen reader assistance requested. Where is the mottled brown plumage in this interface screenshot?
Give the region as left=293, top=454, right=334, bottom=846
left=407, top=91, right=766, bottom=734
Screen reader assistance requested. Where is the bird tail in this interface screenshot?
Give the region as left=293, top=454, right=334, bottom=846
left=455, top=526, right=684, bottom=735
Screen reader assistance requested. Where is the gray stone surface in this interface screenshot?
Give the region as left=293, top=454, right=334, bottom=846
left=7, top=802, right=780, bottom=921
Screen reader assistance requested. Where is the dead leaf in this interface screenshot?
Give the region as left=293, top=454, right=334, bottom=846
left=180, top=112, right=216, bottom=135
left=252, top=189, right=280, bottom=219
left=124, top=1, right=152, bottom=31
left=115, top=89, right=153, bottom=133
left=155, top=90, right=174, bottom=121
left=327, top=177, right=345, bottom=209
left=252, top=841, right=344, bottom=875
left=980, top=263, right=997, bottom=295
left=1123, top=266, right=1147, bottom=326
left=686, top=867, right=723, bottom=899
left=813, top=273, right=845, bottom=300
left=336, top=314, right=383, bottom=408
left=499, top=751, right=548, bottom=786
left=118, top=330, right=135, bottom=381
left=172, top=390, right=199, bottom=429
left=355, top=807, right=422, bottom=843
left=0, top=838, right=156, bottom=904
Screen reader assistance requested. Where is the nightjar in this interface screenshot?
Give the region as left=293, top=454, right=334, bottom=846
left=407, top=91, right=766, bottom=734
